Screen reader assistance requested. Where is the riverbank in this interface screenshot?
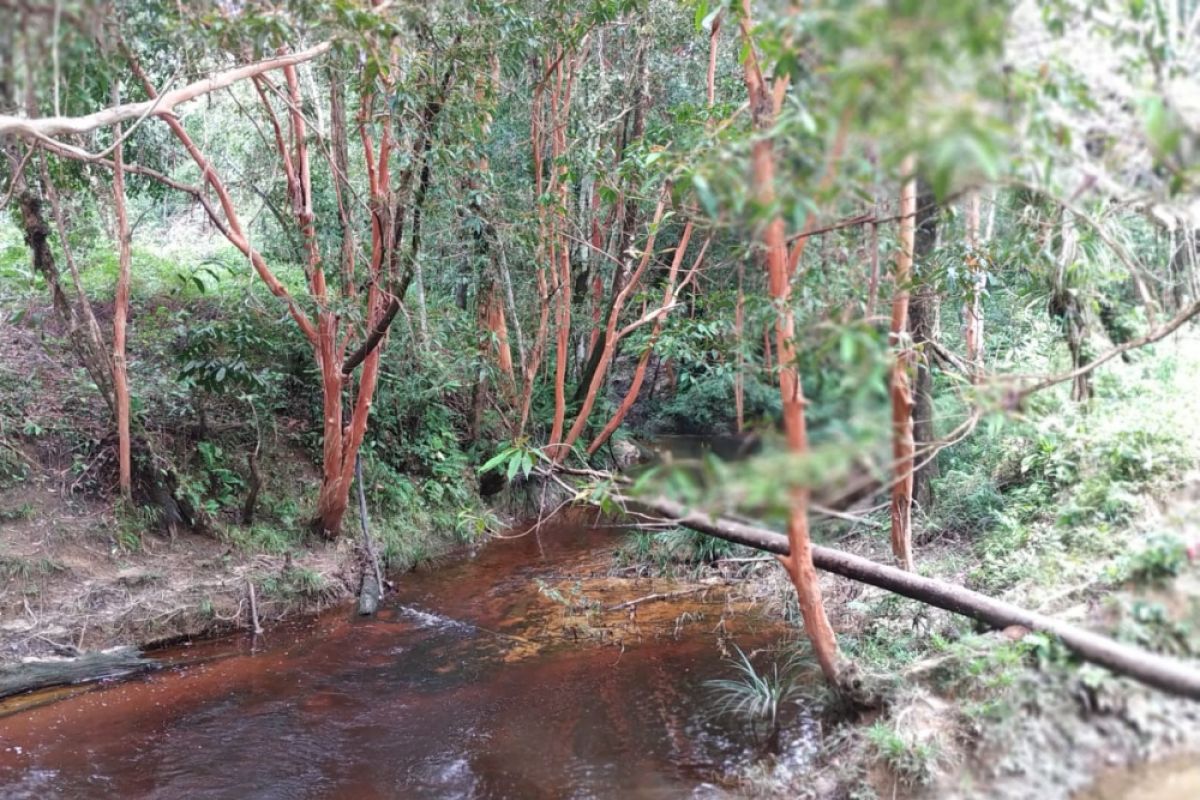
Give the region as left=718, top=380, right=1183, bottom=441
left=3, top=296, right=1200, bottom=797
left=0, top=297, right=487, bottom=663
left=0, top=475, right=356, bottom=663
left=2, top=468, right=1199, bottom=798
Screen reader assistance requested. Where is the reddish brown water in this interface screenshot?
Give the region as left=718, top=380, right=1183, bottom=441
left=0, top=514, right=813, bottom=798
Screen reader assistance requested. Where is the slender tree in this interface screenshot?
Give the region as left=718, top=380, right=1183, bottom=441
left=908, top=182, right=939, bottom=511
left=739, top=0, right=843, bottom=685
left=889, top=156, right=917, bottom=571
left=110, top=84, right=132, bottom=499
left=963, top=190, right=985, bottom=376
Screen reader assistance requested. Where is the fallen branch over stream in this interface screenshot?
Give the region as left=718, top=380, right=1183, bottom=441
left=0, top=646, right=159, bottom=700
left=622, top=493, right=1200, bottom=700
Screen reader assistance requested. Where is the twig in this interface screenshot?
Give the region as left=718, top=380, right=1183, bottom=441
left=606, top=586, right=710, bottom=611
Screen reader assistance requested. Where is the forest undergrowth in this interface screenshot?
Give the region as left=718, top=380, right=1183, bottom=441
left=610, top=337, right=1200, bottom=798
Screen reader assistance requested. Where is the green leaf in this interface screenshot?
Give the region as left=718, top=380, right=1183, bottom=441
left=478, top=448, right=513, bottom=474
left=1142, top=96, right=1182, bottom=159
left=693, top=173, right=718, bottom=218
left=506, top=452, right=521, bottom=481
left=839, top=331, right=856, bottom=364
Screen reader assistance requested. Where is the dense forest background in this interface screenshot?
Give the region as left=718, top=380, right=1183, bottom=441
left=3, top=0, right=1200, bottom=796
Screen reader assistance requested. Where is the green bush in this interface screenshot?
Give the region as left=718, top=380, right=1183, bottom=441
left=1108, top=533, right=1189, bottom=586
left=650, top=373, right=779, bottom=434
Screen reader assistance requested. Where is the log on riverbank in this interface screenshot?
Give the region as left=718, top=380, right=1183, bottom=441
left=0, top=646, right=159, bottom=700
left=625, top=493, right=1200, bottom=701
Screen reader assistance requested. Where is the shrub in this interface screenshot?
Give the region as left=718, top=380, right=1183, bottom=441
left=1108, top=533, right=1189, bottom=586
left=650, top=373, right=779, bottom=434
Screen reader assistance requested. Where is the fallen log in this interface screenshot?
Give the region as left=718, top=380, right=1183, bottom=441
left=624, top=493, right=1200, bottom=701
left=0, top=646, right=159, bottom=700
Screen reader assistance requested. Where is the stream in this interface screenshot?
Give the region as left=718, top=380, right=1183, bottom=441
left=0, top=512, right=814, bottom=799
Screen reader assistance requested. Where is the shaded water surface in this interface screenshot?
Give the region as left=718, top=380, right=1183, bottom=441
left=0, top=514, right=809, bottom=798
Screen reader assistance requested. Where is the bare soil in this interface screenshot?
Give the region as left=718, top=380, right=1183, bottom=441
left=0, top=477, right=356, bottom=661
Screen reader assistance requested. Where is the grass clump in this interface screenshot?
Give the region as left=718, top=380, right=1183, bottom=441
left=614, top=527, right=741, bottom=574
left=0, top=502, right=35, bottom=523
left=706, top=645, right=809, bottom=746
left=224, top=523, right=303, bottom=555
left=258, top=566, right=329, bottom=602
left=865, top=721, right=940, bottom=788
left=0, top=554, right=65, bottom=584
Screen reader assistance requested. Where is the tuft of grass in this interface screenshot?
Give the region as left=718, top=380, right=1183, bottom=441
left=258, top=566, right=329, bottom=601
left=706, top=646, right=808, bottom=736
left=224, top=523, right=303, bottom=555
left=613, top=526, right=743, bottom=575
left=865, top=721, right=939, bottom=787
left=0, top=502, right=35, bottom=523
left=1107, top=533, right=1189, bottom=586
left=0, top=554, right=65, bottom=583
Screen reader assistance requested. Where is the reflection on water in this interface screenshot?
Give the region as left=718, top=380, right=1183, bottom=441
left=0, top=512, right=815, bottom=799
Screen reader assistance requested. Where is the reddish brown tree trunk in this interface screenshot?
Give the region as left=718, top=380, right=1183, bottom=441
left=587, top=227, right=706, bottom=454
left=546, top=55, right=571, bottom=458
left=889, top=156, right=917, bottom=571
left=554, top=193, right=668, bottom=460
left=111, top=96, right=132, bottom=499
left=740, top=0, right=843, bottom=685
left=518, top=72, right=554, bottom=444
left=706, top=12, right=721, bottom=109
left=131, top=53, right=391, bottom=538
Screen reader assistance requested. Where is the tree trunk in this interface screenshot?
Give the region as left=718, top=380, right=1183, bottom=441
left=866, top=195, right=881, bottom=320
left=543, top=53, right=575, bottom=459
left=1054, top=216, right=1093, bottom=403
left=573, top=42, right=648, bottom=406
left=889, top=157, right=917, bottom=570
left=111, top=97, right=133, bottom=499
left=734, top=261, right=745, bottom=432
left=963, top=190, right=985, bottom=376
left=740, top=0, right=843, bottom=686
left=0, top=647, right=158, bottom=700
left=908, top=181, right=938, bottom=512
left=555, top=194, right=668, bottom=460
left=587, top=225, right=701, bottom=454
left=16, top=191, right=116, bottom=411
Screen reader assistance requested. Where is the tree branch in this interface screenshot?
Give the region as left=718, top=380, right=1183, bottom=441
left=0, top=42, right=332, bottom=140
